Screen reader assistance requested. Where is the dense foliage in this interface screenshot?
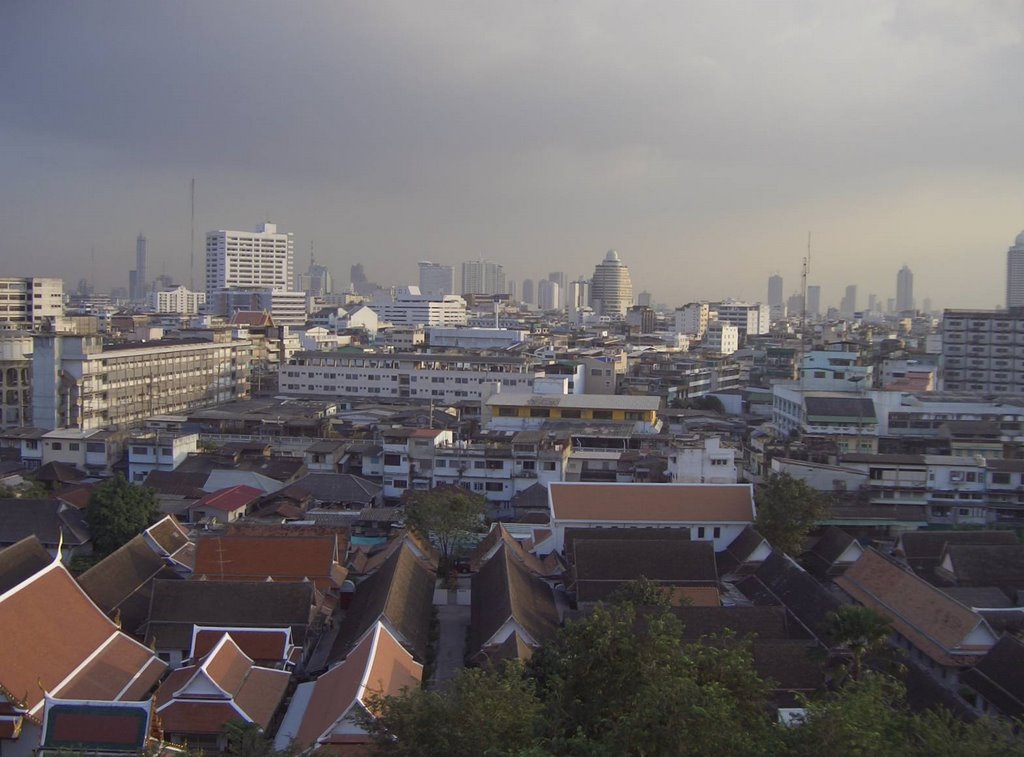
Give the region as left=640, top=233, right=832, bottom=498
left=403, top=485, right=487, bottom=564
left=754, top=472, right=832, bottom=555
left=85, top=474, right=157, bottom=556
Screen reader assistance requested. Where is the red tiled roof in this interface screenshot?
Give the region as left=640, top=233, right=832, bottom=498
left=190, top=485, right=264, bottom=514
left=192, top=628, right=291, bottom=662
left=193, top=534, right=342, bottom=591
left=549, top=483, right=755, bottom=523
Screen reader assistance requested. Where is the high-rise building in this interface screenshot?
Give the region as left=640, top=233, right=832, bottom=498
left=297, top=252, right=333, bottom=298
left=0, top=277, right=63, bottom=329
left=548, top=272, right=568, bottom=309
left=460, top=260, right=505, bottom=295
left=205, top=223, right=294, bottom=300
left=521, top=279, right=535, bottom=306
left=806, top=285, right=821, bottom=318
left=149, top=285, right=206, bottom=315
left=840, top=285, right=857, bottom=316
left=1007, top=231, right=1024, bottom=308
left=129, top=234, right=147, bottom=301
left=506, top=279, right=517, bottom=301
left=896, top=265, right=914, bottom=312
left=711, top=301, right=770, bottom=339
left=589, top=250, right=633, bottom=317
left=418, top=261, right=454, bottom=297
left=867, top=293, right=878, bottom=312
left=767, top=274, right=783, bottom=307
left=567, top=278, right=590, bottom=314
left=537, top=279, right=560, bottom=311
left=942, top=309, right=1024, bottom=394
left=637, top=291, right=653, bottom=308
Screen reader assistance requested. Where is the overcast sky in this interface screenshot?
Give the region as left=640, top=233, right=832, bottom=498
left=2, top=1, right=1023, bottom=310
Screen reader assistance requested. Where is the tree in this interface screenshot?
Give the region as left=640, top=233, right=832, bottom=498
left=754, top=473, right=831, bottom=555
left=403, top=485, right=486, bottom=566
left=821, top=605, right=899, bottom=682
left=365, top=663, right=543, bottom=756
left=86, top=474, right=157, bottom=556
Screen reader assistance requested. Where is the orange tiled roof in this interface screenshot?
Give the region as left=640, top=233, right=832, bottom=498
left=549, top=483, right=755, bottom=523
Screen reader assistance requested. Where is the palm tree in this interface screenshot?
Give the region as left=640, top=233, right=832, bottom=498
left=821, top=605, right=896, bottom=682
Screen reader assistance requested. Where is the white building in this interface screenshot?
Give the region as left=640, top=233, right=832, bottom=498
left=0, top=277, right=63, bottom=329
left=427, top=327, right=528, bottom=350
left=703, top=322, right=739, bottom=355
left=537, top=279, right=561, bottom=311
left=0, top=331, right=33, bottom=428
left=127, top=430, right=199, bottom=483
left=675, top=302, right=710, bottom=339
left=461, top=260, right=506, bottom=296
left=205, top=223, right=294, bottom=301
left=669, top=437, right=738, bottom=484
left=372, top=287, right=467, bottom=327
left=150, top=285, right=207, bottom=315
left=711, top=300, right=770, bottom=338
left=589, top=250, right=633, bottom=318
left=418, top=261, right=454, bottom=297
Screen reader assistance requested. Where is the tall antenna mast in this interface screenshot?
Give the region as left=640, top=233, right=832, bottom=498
left=189, top=178, right=196, bottom=291
left=799, top=232, right=810, bottom=388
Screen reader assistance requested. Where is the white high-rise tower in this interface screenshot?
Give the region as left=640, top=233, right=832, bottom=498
left=205, top=223, right=294, bottom=300
left=589, top=250, right=633, bottom=317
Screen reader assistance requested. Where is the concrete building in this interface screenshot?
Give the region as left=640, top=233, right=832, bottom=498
left=212, top=287, right=308, bottom=328
left=0, top=277, right=64, bottom=329
left=521, top=279, right=535, bottom=306
left=418, top=261, right=454, bottom=297
left=767, top=274, right=783, bottom=321
left=548, top=272, right=568, bottom=309
left=130, top=233, right=148, bottom=301
left=840, top=285, right=858, bottom=316
left=567, top=278, right=590, bottom=315
left=897, top=265, right=914, bottom=312
left=483, top=393, right=661, bottom=434
left=589, top=250, right=633, bottom=318
left=205, top=223, right=294, bottom=301
left=427, top=327, right=528, bottom=350
left=942, top=308, right=1024, bottom=394
left=537, top=279, right=560, bottom=311
left=669, top=436, right=737, bottom=484
left=675, top=302, right=710, bottom=339
left=703, top=322, right=739, bottom=355
left=32, top=333, right=251, bottom=431
left=149, top=285, right=206, bottom=315
left=0, top=331, right=33, bottom=428
left=461, top=260, right=506, bottom=296
left=1007, top=231, right=1024, bottom=308
left=127, top=430, right=200, bottom=483
left=371, top=287, right=467, bottom=327
left=711, top=300, right=769, bottom=339
left=806, top=285, right=821, bottom=318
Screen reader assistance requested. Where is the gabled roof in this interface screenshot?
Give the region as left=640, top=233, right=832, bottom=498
left=573, top=539, right=718, bottom=597
left=0, top=554, right=167, bottom=716
left=897, top=530, right=1017, bottom=577
left=54, top=483, right=94, bottom=510
left=563, top=526, right=691, bottom=559
left=469, top=542, right=560, bottom=656
left=190, top=626, right=294, bottom=664
left=229, top=310, right=275, bottom=327
left=145, top=515, right=191, bottom=557
left=155, top=634, right=290, bottom=733
left=717, top=525, right=772, bottom=576
left=190, top=484, right=264, bottom=514
left=672, top=606, right=791, bottom=641
left=802, top=526, right=864, bottom=577
left=192, top=534, right=345, bottom=591
left=961, top=635, right=1024, bottom=718
left=330, top=543, right=435, bottom=663
left=280, top=472, right=382, bottom=505
left=939, top=544, right=1024, bottom=588
left=284, top=622, right=422, bottom=750
left=145, top=579, right=315, bottom=648
left=142, top=470, right=208, bottom=498
left=469, top=523, right=553, bottom=577
left=549, top=482, right=756, bottom=523
left=0, top=499, right=90, bottom=548
left=0, top=536, right=53, bottom=594
left=34, top=461, right=86, bottom=484
left=77, top=533, right=183, bottom=635
left=836, top=549, right=997, bottom=667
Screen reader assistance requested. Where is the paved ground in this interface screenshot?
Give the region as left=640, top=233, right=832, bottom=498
left=430, top=602, right=471, bottom=690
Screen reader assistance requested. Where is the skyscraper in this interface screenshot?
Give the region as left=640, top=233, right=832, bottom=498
left=896, top=265, right=914, bottom=312
left=521, top=279, right=535, bottom=306
left=767, top=274, right=783, bottom=307
left=205, top=223, right=294, bottom=300
left=460, top=260, right=505, bottom=295
left=1007, top=231, right=1024, bottom=308
left=548, top=271, right=568, bottom=309
left=840, top=285, right=857, bottom=316
left=537, top=279, right=560, bottom=310
left=806, top=285, right=821, bottom=318
left=129, top=233, right=147, bottom=301
left=589, top=250, right=633, bottom=317
left=418, top=261, right=454, bottom=297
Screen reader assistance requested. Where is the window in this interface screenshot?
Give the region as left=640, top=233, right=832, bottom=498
left=68, top=443, right=79, bottom=451
left=160, top=447, right=173, bottom=456
left=560, top=409, right=582, bottom=419
left=485, top=482, right=503, bottom=492
left=713, top=527, right=721, bottom=539
left=521, top=460, right=536, bottom=470
left=498, top=407, right=517, bottom=417
left=383, top=454, right=402, bottom=466
left=592, top=410, right=613, bottom=420
left=486, top=460, right=503, bottom=470
left=542, top=462, right=556, bottom=471
left=530, top=408, right=550, bottom=418
left=992, top=472, right=1011, bottom=484
left=435, top=459, right=447, bottom=468
left=132, top=446, right=149, bottom=455
left=697, top=527, right=706, bottom=539
left=393, top=479, right=408, bottom=489
left=86, top=442, right=104, bottom=453
left=51, top=442, right=62, bottom=451
left=25, top=440, right=38, bottom=450
left=474, top=461, right=486, bottom=469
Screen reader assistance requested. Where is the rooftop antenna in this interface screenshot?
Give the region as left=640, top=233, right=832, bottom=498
left=799, top=232, right=810, bottom=388
left=189, top=178, right=196, bottom=291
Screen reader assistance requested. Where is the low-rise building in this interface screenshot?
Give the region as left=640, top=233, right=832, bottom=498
left=127, top=430, right=199, bottom=483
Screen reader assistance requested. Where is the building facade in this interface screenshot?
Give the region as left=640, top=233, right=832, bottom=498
left=150, top=286, right=207, bottom=315
left=461, top=260, right=506, bottom=295
left=418, top=261, right=454, bottom=297
left=1007, top=231, right=1024, bottom=308
left=0, top=277, right=63, bottom=329
left=589, top=250, right=633, bottom=317
left=942, top=309, right=1024, bottom=394
left=205, top=223, right=294, bottom=300
left=897, top=265, right=914, bottom=312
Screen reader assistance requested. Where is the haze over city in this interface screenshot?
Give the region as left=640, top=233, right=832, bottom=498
left=3, top=1, right=1023, bottom=308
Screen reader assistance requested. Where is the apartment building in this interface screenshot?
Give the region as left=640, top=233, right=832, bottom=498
left=149, top=286, right=207, bottom=315
left=711, top=300, right=770, bottom=339
left=32, top=333, right=252, bottom=430
left=0, top=331, right=33, bottom=428
left=0, top=276, right=63, bottom=329
left=280, top=351, right=545, bottom=402
left=942, top=309, right=1024, bottom=394
left=483, top=393, right=661, bottom=433
left=127, top=430, right=200, bottom=482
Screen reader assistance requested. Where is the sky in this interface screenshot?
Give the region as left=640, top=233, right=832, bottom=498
left=2, top=1, right=1023, bottom=311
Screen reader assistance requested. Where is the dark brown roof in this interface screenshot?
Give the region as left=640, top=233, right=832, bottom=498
left=802, top=526, right=862, bottom=576
left=751, top=639, right=823, bottom=693
left=0, top=499, right=90, bottom=548
left=898, top=530, right=1018, bottom=576
left=143, top=470, right=208, bottom=497
left=34, top=461, right=86, bottom=484
left=0, top=535, right=53, bottom=594
left=145, top=580, right=314, bottom=649
left=563, top=526, right=691, bottom=559
left=330, top=543, right=435, bottom=663
left=961, top=635, right=1024, bottom=718
left=77, top=534, right=182, bottom=634
left=717, top=525, right=770, bottom=575
left=940, top=544, right=1024, bottom=588
left=573, top=539, right=717, bottom=584
left=469, top=543, right=559, bottom=656
left=192, top=534, right=343, bottom=591
left=672, top=606, right=791, bottom=641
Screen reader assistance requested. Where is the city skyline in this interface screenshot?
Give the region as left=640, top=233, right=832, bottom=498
left=2, top=3, right=1022, bottom=308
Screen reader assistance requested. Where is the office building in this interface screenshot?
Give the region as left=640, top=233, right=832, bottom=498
left=767, top=274, right=783, bottom=308
left=806, top=285, right=821, bottom=318
left=205, top=223, right=294, bottom=300
left=1007, top=231, right=1024, bottom=308
left=371, top=287, right=467, bottom=327
left=711, top=300, right=769, bottom=338
left=840, top=285, right=858, bottom=316
left=589, top=250, right=633, bottom=317
left=0, top=277, right=63, bottom=329
left=461, top=260, right=506, bottom=295
left=129, top=234, right=148, bottom=301
left=418, top=261, right=454, bottom=297
left=149, top=285, right=206, bottom=315
left=897, top=265, right=914, bottom=312
left=549, top=271, right=568, bottom=309
left=33, top=333, right=251, bottom=430
left=521, top=279, right=535, bottom=306
left=941, top=309, right=1024, bottom=394
left=537, top=279, right=560, bottom=311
